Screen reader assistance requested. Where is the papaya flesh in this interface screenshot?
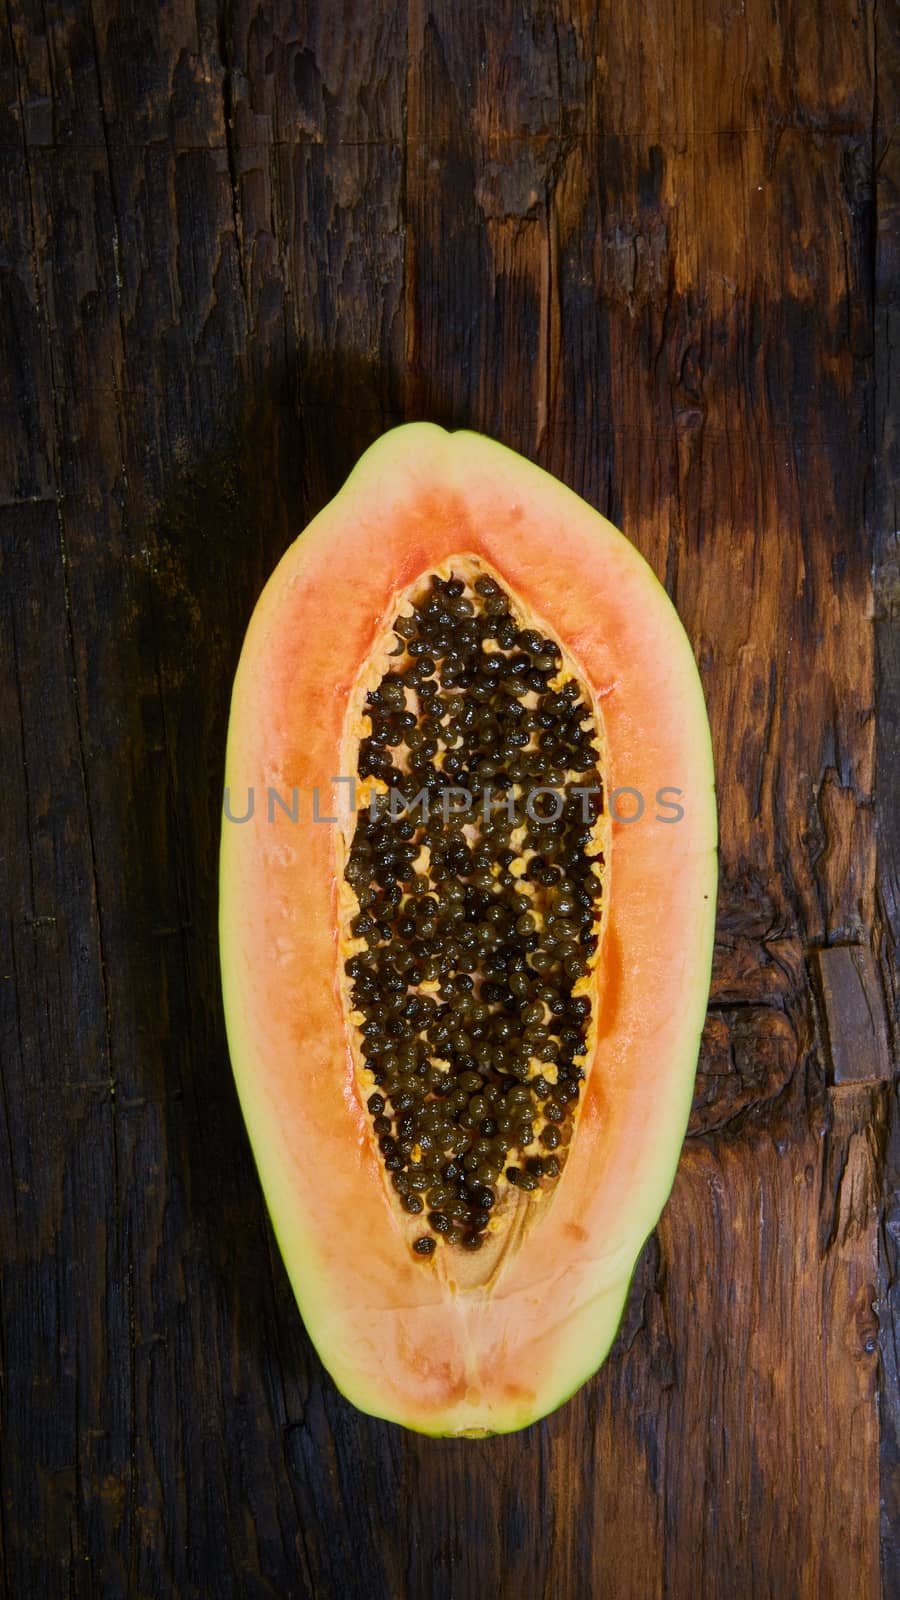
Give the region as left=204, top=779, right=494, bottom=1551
left=219, top=424, right=717, bottom=1435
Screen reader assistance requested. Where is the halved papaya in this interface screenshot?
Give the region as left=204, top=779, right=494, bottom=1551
left=219, top=424, right=716, bottom=1435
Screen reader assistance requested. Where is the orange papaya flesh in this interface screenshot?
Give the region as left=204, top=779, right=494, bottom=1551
left=219, top=424, right=717, bottom=1435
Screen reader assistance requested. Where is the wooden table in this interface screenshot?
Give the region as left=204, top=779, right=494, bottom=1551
left=1, top=2, right=897, bottom=1595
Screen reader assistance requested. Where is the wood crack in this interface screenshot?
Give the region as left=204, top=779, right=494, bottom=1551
left=217, top=1, right=251, bottom=322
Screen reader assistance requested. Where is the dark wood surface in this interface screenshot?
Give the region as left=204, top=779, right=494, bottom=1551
left=1, top=2, right=897, bottom=1596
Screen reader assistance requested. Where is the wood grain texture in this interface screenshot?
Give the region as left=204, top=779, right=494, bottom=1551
left=816, top=945, right=893, bottom=1084
left=874, top=0, right=900, bottom=1584
left=0, top=1, right=895, bottom=1596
